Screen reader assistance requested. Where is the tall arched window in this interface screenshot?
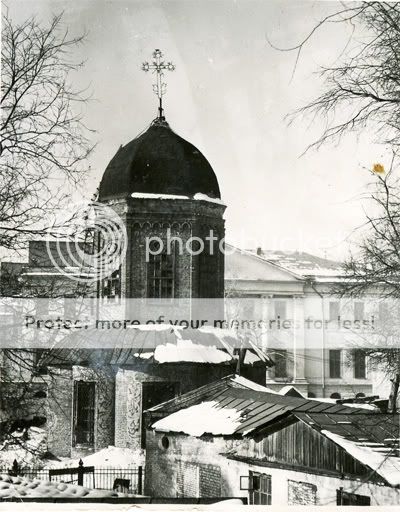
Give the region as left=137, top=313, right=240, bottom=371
left=147, top=240, right=175, bottom=298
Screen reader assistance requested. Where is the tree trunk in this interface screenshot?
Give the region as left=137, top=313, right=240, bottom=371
left=388, top=374, right=400, bottom=413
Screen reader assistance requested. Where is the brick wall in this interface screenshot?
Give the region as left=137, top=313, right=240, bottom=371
left=199, top=464, right=222, bottom=497
left=107, top=197, right=226, bottom=300
left=47, top=367, right=73, bottom=457
left=288, top=479, right=317, bottom=505
left=177, top=461, right=199, bottom=497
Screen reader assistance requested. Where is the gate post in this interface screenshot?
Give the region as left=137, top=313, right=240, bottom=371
left=138, top=466, right=143, bottom=495
left=78, top=459, right=84, bottom=486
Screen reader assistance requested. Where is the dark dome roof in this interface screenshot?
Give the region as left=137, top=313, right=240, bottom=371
left=99, top=119, right=221, bottom=201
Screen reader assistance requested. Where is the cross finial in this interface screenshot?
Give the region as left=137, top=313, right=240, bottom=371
left=142, top=49, right=175, bottom=120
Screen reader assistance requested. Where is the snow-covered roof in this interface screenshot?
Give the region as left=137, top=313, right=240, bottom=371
left=106, top=325, right=273, bottom=366
left=296, top=412, right=400, bottom=487
left=248, top=249, right=344, bottom=280
left=150, top=383, right=374, bottom=437
left=225, top=245, right=302, bottom=283
left=153, top=401, right=242, bottom=436
left=322, top=429, right=400, bottom=487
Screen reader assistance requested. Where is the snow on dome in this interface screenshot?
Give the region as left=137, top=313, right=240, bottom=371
left=193, top=193, right=226, bottom=205
left=131, top=192, right=189, bottom=200
left=152, top=400, right=242, bottom=436
left=130, top=192, right=225, bottom=205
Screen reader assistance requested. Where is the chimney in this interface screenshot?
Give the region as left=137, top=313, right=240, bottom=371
left=256, top=247, right=262, bottom=256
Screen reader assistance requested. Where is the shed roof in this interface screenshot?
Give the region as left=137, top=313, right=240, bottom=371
left=295, top=412, right=400, bottom=486
left=150, top=383, right=373, bottom=437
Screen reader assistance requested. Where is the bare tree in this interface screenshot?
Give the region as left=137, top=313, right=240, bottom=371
left=276, top=2, right=400, bottom=400
left=0, top=9, right=96, bottom=463
left=278, top=2, right=400, bottom=152
left=1, top=10, right=95, bottom=250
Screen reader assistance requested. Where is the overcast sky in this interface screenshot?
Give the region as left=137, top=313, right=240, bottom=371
left=8, top=0, right=390, bottom=260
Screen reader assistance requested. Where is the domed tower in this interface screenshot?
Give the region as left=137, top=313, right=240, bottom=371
left=98, top=117, right=226, bottom=300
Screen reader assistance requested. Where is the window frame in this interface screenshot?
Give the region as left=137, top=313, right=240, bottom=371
left=329, top=301, right=340, bottom=322
left=147, top=241, right=176, bottom=299
left=354, top=301, right=365, bottom=322
left=274, top=349, right=288, bottom=379
left=249, top=471, right=272, bottom=505
left=329, top=349, right=342, bottom=379
left=354, top=349, right=367, bottom=379
left=73, top=380, right=96, bottom=448
left=336, top=489, right=371, bottom=506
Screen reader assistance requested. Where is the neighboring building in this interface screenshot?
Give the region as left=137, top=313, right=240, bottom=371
left=225, top=247, right=384, bottom=399
left=144, top=375, right=400, bottom=505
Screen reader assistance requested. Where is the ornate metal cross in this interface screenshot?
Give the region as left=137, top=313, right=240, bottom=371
left=142, top=49, right=175, bottom=119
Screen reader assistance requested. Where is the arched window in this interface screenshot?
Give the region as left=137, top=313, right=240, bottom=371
left=308, top=392, right=316, bottom=398
left=147, top=240, right=175, bottom=298
left=356, top=392, right=366, bottom=399
left=330, top=392, right=341, bottom=399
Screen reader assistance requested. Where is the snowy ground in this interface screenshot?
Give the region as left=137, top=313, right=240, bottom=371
left=44, top=446, right=144, bottom=469
left=1, top=504, right=244, bottom=512
left=0, top=474, right=118, bottom=498
left=0, top=427, right=47, bottom=467
left=0, top=427, right=144, bottom=470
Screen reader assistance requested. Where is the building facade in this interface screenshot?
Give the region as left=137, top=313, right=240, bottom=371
left=225, top=247, right=384, bottom=399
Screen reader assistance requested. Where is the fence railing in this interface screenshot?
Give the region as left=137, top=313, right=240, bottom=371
left=2, top=459, right=143, bottom=495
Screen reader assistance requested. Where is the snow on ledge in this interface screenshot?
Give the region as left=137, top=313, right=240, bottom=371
left=131, top=192, right=189, bottom=200
left=131, top=191, right=225, bottom=205
left=193, top=193, right=226, bottom=205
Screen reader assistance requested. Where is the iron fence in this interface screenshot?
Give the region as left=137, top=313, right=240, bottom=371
left=1, top=460, right=143, bottom=495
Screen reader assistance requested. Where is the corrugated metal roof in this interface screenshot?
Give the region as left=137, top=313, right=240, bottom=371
left=295, top=412, right=400, bottom=486
left=150, top=381, right=374, bottom=436
left=146, top=374, right=274, bottom=415
left=295, top=412, right=399, bottom=446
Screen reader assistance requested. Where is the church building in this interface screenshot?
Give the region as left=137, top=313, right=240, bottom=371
left=42, top=53, right=271, bottom=459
